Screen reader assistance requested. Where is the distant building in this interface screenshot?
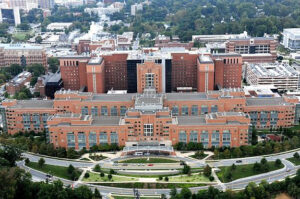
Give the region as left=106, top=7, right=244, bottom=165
left=35, top=72, right=63, bottom=98
left=0, top=7, right=20, bottom=26
left=283, top=28, right=300, bottom=51
left=225, top=37, right=278, bottom=63
left=192, top=31, right=249, bottom=43
left=131, top=3, right=142, bottom=16
left=47, top=23, right=72, bottom=31
left=6, top=71, right=32, bottom=95
left=0, top=44, right=47, bottom=68
left=245, top=63, right=299, bottom=91
left=38, top=0, right=54, bottom=9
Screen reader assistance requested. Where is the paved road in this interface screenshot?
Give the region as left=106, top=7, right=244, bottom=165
left=20, top=151, right=300, bottom=196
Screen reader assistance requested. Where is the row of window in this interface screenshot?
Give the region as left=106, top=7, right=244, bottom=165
left=172, top=105, right=218, bottom=116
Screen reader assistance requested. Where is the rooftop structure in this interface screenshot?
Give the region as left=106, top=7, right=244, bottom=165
left=47, top=23, right=72, bottom=31
left=245, top=63, right=299, bottom=91
left=283, top=28, right=300, bottom=51
left=6, top=71, right=31, bottom=95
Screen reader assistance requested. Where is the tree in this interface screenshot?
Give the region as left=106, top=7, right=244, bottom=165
left=8, top=64, right=23, bottom=76
left=294, top=152, right=300, bottom=159
left=275, top=159, right=282, bottom=167
left=47, top=57, right=59, bottom=73
left=84, top=172, right=90, bottom=178
left=223, top=149, right=231, bottom=159
left=109, top=169, right=115, bottom=174
left=107, top=174, right=112, bottom=180
left=27, top=64, right=45, bottom=77
left=233, top=148, right=242, bottom=158
left=30, top=76, right=38, bottom=87
left=180, top=187, right=192, bottom=199
left=164, top=176, right=169, bottom=181
left=183, top=165, right=191, bottom=174
left=100, top=172, right=104, bottom=177
left=203, top=165, right=212, bottom=177
left=94, top=164, right=101, bottom=172
left=38, top=158, right=45, bottom=168
left=35, top=36, right=42, bottom=44
left=170, top=187, right=177, bottom=198
left=253, top=162, right=261, bottom=172
left=94, top=189, right=102, bottom=199
left=231, top=164, right=236, bottom=171
left=209, top=176, right=214, bottom=181
left=67, top=164, right=75, bottom=175
left=17, top=23, right=30, bottom=31
left=25, top=158, right=30, bottom=165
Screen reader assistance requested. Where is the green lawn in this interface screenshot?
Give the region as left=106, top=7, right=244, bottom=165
left=167, top=173, right=210, bottom=183
left=119, top=158, right=179, bottom=163
left=91, top=182, right=207, bottom=189
left=112, top=195, right=160, bottom=199
left=287, top=157, right=300, bottom=165
left=27, top=162, right=79, bottom=180
left=217, top=162, right=284, bottom=183
left=12, top=31, right=32, bottom=41
left=89, top=155, right=107, bottom=161
left=189, top=154, right=208, bottom=160
left=82, top=172, right=137, bottom=182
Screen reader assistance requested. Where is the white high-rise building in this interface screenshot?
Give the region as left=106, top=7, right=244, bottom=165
left=283, top=28, right=300, bottom=51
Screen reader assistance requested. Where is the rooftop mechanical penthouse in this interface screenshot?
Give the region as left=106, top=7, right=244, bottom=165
left=0, top=88, right=298, bottom=150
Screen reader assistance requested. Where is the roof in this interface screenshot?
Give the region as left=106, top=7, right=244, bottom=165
left=177, top=116, right=206, bottom=125
left=165, top=93, right=212, bottom=101
left=246, top=97, right=292, bottom=106
left=212, top=53, right=241, bottom=57
left=88, top=57, right=103, bottom=65
left=199, top=55, right=213, bottom=63
left=0, top=44, right=44, bottom=50
left=91, top=94, right=134, bottom=102
left=8, top=100, right=54, bottom=109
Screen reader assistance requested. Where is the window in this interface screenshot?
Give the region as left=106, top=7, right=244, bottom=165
left=211, top=105, right=218, bottom=113
left=101, top=106, right=108, bottom=116
left=89, top=132, right=97, bottom=147
left=190, top=131, right=198, bottom=142
left=201, top=105, right=208, bottom=114
left=111, top=106, right=118, bottom=116
left=181, top=106, right=189, bottom=116
left=110, top=132, right=118, bottom=144
left=145, top=73, right=154, bottom=88
left=99, top=132, right=108, bottom=144
left=120, top=106, right=127, bottom=116
left=179, top=131, right=187, bottom=143
left=91, top=106, right=98, bottom=116
left=81, top=106, right=89, bottom=115
left=144, top=124, right=153, bottom=136
left=78, top=132, right=86, bottom=149
left=67, top=133, right=75, bottom=148
left=172, top=106, right=179, bottom=116
left=223, top=130, right=231, bottom=146
left=191, top=105, right=198, bottom=116
left=32, top=113, right=40, bottom=128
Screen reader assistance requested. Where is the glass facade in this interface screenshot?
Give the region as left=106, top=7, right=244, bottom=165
left=22, top=113, right=31, bottom=130
left=172, top=105, right=179, bottom=116
left=81, top=106, right=89, bottom=115
left=211, top=130, right=220, bottom=147
left=67, top=133, right=75, bottom=148
left=111, top=106, right=118, bottom=116
left=181, top=106, right=189, bottom=116
left=101, top=106, right=108, bottom=116
left=190, top=131, right=198, bottom=142
left=32, top=114, right=40, bottom=128
left=110, top=132, right=118, bottom=144
left=191, top=105, right=198, bottom=116
left=91, top=106, right=98, bottom=116
left=179, top=131, right=187, bottom=143
left=222, top=130, right=231, bottom=147
left=201, top=130, right=209, bottom=148
left=201, top=105, right=208, bottom=114
left=89, top=132, right=97, bottom=147
left=120, top=106, right=127, bottom=116
left=211, top=105, right=218, bottom=113
left=78, top=133, right=86, bottom=149
left=99, top=132, right=108, bottom=144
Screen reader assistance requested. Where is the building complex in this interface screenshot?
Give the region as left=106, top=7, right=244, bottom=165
left=0, top=87, right=298, bottom=150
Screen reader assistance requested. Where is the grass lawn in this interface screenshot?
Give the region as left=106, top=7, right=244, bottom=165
left=189, top=154, right=208, bottom=159
left=27, top=162, right=77, bottom=180
left=91, top=182, right=207, bottom=189
left=82, top=172, right=137, bottom=182
left=112, top=195, right=160, bottom=199
left=217, top=162, right=284, bottom=183
left=119, top=158, right=179, bottom=164
left=89, top=155, right=107, bottom=161
left=79, top=158, right=91, bottom=161
left=287, top=157, right=300, bottom=165
left=12, top=31, right=32, bottom=41
left=167, top=173, right=210, bottom=183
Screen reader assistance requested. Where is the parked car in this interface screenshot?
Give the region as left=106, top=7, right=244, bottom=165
left=148, top=164, right=154, bottom=166
left=236, top=160, right=242, bottom=163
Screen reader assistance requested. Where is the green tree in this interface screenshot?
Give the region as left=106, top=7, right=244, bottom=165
left=94, top=188, right=102, bottom=199
left=203, top=165, right=212, bottom=177
left=38, top=158, right=45, bottom=168
left=180, top=187, right=192, bottom=199
left=47, top=57, right=59, bottom=73
left=30, top=76, right=38, bottom=87
left=35, top=36, right=43, bottom=44
left=94, top=164, right=101, bottom=172
left=170, top=187, right=177, bottom=198
left=182, top=165, right=191, bottom=174
left=107, top=174, right=112, bottom=180
left=25, top=158, right=30, bottom=165
left=294, top=152, right=300, bottom=159
left=275, top=159, right=282, bottom=167
left=67, top=164, right=75, bottom=175
left=233, top=148, right=242, bottom=158
left=84, top=172, right=89, bottom=178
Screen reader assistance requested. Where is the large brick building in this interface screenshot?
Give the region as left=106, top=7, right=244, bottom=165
left=0, top=44, right=47, bottom=68
left=225, top=37, right=278, bottom=63
left=60, top=51, right=243, bottom=93
left=1, top=88, right=298, bottom=150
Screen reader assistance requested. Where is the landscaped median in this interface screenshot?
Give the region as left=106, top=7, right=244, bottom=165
left=26, top=162, right=82, bottom=180
left=287, top=157, right=300, bottom=165
left=157, top=173, right=212, bottom=183
left=118, top=157, right=179, bottom=163
left=216, top=159, right=284, bottom=183
left=82, top=171, right=138, bottom=182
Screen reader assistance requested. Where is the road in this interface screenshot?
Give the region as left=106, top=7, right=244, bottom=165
left=20, top=151, right=300, bottom=196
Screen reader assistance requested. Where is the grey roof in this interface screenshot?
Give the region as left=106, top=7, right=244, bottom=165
left=165, top=93, right=213, bottom=101
left=246, top=97, right=291, bottom=106
left=212, top=53, right=241, bottom=57
left=47, top=72, right=61, bottom=83
left=91, top=94, right=135, bottom=102
left=229, top=37, right=275, bottom=41
left=177, top=116, right=206, bottom=125
left=198, top=55, right=213, bottom=63
left=91, top=116, right=120, bottom=126
left=9, top=100, right=54, bottom=109
left=88, top=57, right=103, bottom=65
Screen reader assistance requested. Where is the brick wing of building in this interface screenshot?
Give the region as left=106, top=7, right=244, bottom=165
left=1, top=88, right=298, bottom=150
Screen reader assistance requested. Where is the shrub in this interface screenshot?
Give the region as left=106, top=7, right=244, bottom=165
left=275, top=159, right=282, bottom=167
left=294, top=152, right=300, bottom=159
left=94, top=164, right=101, bottom=172
left=100, top=172, right=105, bottom=177
left=38, top=158, right=45, bottom=168
left=203, top=165, right=212, bottom=177
left=209, top=175, right=215, bottom=181
left=108, top=174, right=112, bottom=180
left=164, top=176, right=169, bottom=181
left=25, top=158, right=30, bottom=165
left=159, top=176, right=163, bottom=180
left=84, top=172, right=90, bottom=178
